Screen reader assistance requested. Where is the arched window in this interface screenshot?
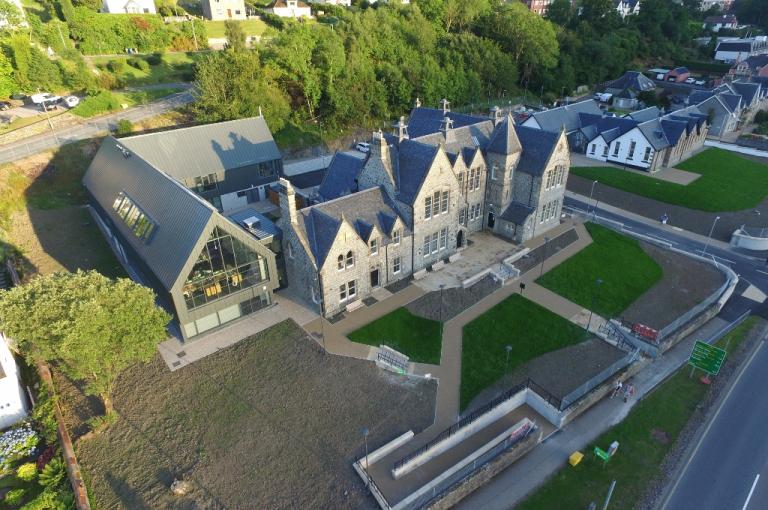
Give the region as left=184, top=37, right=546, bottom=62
left=346, top=251, right=354, bottom=268
left=337, top=254, right=344, bottom=270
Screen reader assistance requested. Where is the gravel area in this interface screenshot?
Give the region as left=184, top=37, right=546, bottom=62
left=386, top=277, right=413, bottom=294
left=406, top=275, right=500, bottom=321
left=637, top=319, right=768, bottom=510
left=568, top=174, right=768, bottom=245
left=464, top=338, right=625, bottom=414
left=621, top=242, right=726, bottom=330
left=76, top=320, right=437, bottom=510
left=515, top=227, right=579, bottom=275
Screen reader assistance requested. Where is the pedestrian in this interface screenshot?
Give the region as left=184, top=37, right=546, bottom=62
left=611, top=380, right=623, bottom=399
left=661, top=213, right=669, bottom=225
left=623, top=383, right=635, bottom=403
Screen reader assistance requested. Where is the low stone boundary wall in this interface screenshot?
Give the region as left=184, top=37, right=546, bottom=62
left=730, top=228, right=768, bottom=251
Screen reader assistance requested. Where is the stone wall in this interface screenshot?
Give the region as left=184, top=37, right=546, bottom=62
left=659, top=303, right=720, bottom=354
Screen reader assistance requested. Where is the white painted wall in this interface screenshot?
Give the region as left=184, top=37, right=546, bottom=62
left=0, top=333, right=28, bottom=430
left=605, top=128, right=655, bottom=169
left=102, top=0, right=156, bottom=14
left=586, top=135, right=609, bottom=162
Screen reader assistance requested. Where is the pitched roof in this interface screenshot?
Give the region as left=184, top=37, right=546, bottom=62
left=660, top=119, right=689, bottom=145
left=527, top=100, right=604, bottom=133
left=731, top=81, right=760, bottom=104
left=119, top=116, right=281, bottom=182
left=716, top=41, right=753, bottom=53
left=689, top=90, right=715, bottom=104
left=628, top=106, right=661, bottom=123
left=486, top=116, right=522, bottom=155
left=514, top=125, right=560, bottom=176
left=637, top=119, right=671, bottom=150
left=719, top=93, right=742, bottom=112
left=318, top=152, right=366, bottom=200
left=500, top=201, right=534, bottom=224
left=395, top=140, right=440, bottom=204
left=406, top=108, right=491, bottom=139
left=297, top=187, right=406, bottom=266
left=606, top=71, right=656, bottom=93
left=83, top=137, right=216, bottom=290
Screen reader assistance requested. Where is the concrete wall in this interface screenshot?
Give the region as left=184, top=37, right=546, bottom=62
left=524, top=388, right=563, bottom=427
left=730, top=229, right=768, bottom=251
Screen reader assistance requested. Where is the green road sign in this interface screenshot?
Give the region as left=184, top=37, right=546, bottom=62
left=688, top=340, right=727, bottom=375
left=594, top=447, right=610, bottom=462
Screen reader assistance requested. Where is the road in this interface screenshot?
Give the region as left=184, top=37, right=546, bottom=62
left=0, top=90, right=193, bottom=165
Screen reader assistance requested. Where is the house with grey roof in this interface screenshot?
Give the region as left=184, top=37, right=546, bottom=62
left=83, top=118, right=282, bottom=341
left=520, top=99, right=603, bottom=152
left=604, top=71, right=656, bottom=109
left=279, top=100, right=570, bottom=316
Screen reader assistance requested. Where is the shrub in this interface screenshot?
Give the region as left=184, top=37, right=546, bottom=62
left=107, top=59, right=128, bottom=74
left=128, top=57, right=150, bottom=72
left=31, top=384, right=58, bottom=444
left=72, top=90, right=121, bottom=118
left=115, top=119, right=134, bottom=135
left=0, top=424, right=40, bottom=469
left=17, top=462, right=38, bottom=482
left=36, top=445, right=55, bottom=471
left=4, top=488, right=25, bottom=506
left=39, top=458, right=66, bottom=489
left=95, top=71, right=120, bottom=91
left=146, top=53, right=163, bottom=66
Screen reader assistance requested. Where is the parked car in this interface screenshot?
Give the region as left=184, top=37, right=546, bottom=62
left=593, top=92, right=612, bottom=103
left=694, top=79, right=706, bottom=86
left=30, top=93, right=61, bottom=105
left=63, top=96, right=80, bottom=108
left=0, top=101, right=11, bottom=111
left=355, top=142, right=370, bottom=153
left=684, top=77, right=696, bottom=84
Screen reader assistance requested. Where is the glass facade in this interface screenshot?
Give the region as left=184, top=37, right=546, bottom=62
left=181, top=293, right=271, bottom=338
left=182, top=227, right=269, bottom=310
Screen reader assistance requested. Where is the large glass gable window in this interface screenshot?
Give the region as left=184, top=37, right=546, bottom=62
left=182, top=227, right=269, bottom=310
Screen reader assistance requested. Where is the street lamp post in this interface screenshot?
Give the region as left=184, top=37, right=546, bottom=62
left=539, top=237, right=551, bottom=279
left=504, top=345, right=513, bottom=378
left=587, top=278, right=603, bottom=331
left=702, top=215, right=721, bottom=255
left=361, top=427, right=370, bottom=487
left=589, top=180, right=598, bottom=211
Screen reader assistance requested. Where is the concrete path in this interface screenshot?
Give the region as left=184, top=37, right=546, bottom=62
left=570, top=152, right=701, bottom=185
left=705, top=139, right=768, bottom=159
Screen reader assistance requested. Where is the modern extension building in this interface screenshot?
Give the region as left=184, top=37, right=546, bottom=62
left=83, top=117, right=282, bottom=341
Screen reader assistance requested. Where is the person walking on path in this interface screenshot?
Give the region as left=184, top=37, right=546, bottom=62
left=611, top=380, right=623, bottom=399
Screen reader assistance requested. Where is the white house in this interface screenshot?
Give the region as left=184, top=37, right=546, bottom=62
left=267, top=0, right=312, bottom=18
left=101, top=0, right=156, bottom=14
left=715, top=37, right=768, bottom=63
left=314, top=0, right=351, bottom=5
left=202, top=0, right=247, bottom=20
left=0, top=332, right=27, bottom=430
left=614, top=0, right=640, bottom=18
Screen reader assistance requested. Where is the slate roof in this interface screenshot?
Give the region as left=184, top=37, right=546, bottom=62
left=689, top=90, right=715, bottom=104
left=526, top=100, right=603, bottom=133
left=83, top=137, right=216, bottom=290
left=637, top=119, right=671, bottom=150
left=500, top=202, right=534, bottom=224
left=719, top=93, right=742, bottom=112
left=716, top=42, right=753, bottom=53
left=406, top=108, right=493, bottom=139
left=486, top=116, right=522, bottom=155
left=660, top=119, right=689, bottom=145
left=412, top=119, right=495, bottom=156
left=705, top=15, right=737, bottom=24
left=297, top=186, right=407, bottom=267
left=514, top=126, right=560, bottom=176
left=119, top=116, right=281, bottom=182
left=395, top=140, right=440, bottom=204
left=628, top=106, right=661, bottom=123
left=318, top=152, right=366, bottom=200
left=731, top=81, right=760, bottom=105
left=606, top=71, right=656, bottom=93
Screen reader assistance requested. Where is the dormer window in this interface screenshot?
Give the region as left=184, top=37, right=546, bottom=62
left=370, top=238, right=378, bottom=255
left=346, top=251, right=355, bottom=268
left=392, top=230, right=401, bottom=245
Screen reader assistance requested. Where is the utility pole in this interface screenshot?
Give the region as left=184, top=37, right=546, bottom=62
left=601, top=480, right=616, bottom=510
left=42, top=102, right=59, bottom=144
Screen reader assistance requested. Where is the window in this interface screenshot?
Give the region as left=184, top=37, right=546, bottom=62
left=337, top=254, right=344, bottom=270
left=441, top=191, right=449, bottom=214
left=439, top=228, right=447, bottom=250
left=424, top=195, right=432, bottom=219
left=602, top=145, right=609, bottom=157
left=468, top=203, right=481, bottom=221
left=430, top=232, right=438, bottom=254
left=339, top=284, right=347, bottom=302
left=643, top=147, right=652, bottom=162
left=348, top=280, right=356, bottom=299
left=490, top=163, right=497, bottom=180
left=459, top=207, right=467, bottom=225
left=370, top=238, right=378, bottom=255
left=392, top=230, right=401, bottom=245
left=193, top=173, right=218, bottom=193
left=393, top=256, right=401, bottom=274
left=346, top=251, right=354, bottom=268
left=339, top=280, right=357, bottom=302
left=111, top=192, right=156, bottom=243
left=473, top=168, right=481, bottom=190
left=458, top=172, right=465, bottom=192
left=590, top=144, right=596, bottom=155
left=612, top=141, right=621, bottom=157
left=628, top=141, right=637, bottom=160
left=433, top=191, right=441, bottom=214
left=423, top=236, right=430, bottom=257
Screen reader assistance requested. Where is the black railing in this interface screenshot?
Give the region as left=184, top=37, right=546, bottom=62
left=392, top=378, right=560, bottom=473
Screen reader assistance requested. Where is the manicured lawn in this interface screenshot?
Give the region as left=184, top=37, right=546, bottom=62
left=204, top=19, right=271, bottom=38
left=348, top=307, right=443, bottom=364
left=571, top=148, right=768, bottom=212
left=460, top=294, right=588, bottom=410
left=518, top=316, right=760, bottom=510
left=537, top=223, right=662, bottom=318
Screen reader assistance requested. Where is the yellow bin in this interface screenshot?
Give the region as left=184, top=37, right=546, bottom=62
left=569, top=451, right=584, bottom=467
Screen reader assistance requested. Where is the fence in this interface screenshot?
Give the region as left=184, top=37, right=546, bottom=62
left=391, top=378, right=555, bottom=474
left=560, top=348, right=639, bottom=409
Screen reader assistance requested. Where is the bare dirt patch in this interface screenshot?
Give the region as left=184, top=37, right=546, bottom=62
left=75, top=320, right=437, bottom=510
left=465, top=338, right=625, bottom=414
left=621, top=242, right=725, bottom=330
left=651, top=428, right=670, bottom=444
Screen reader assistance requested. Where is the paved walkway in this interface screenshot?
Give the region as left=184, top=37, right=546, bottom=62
left=705, top=139, right=768, bottom=159
left=570, top=152, right=701, bottom=185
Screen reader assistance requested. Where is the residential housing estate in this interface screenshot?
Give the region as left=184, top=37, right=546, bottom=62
left=279, top=100, right=570, bottom=317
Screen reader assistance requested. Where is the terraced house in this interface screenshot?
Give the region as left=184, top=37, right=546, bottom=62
left=279, top=100, right=570, bottom=316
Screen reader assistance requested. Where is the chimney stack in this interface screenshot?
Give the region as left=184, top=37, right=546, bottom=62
left=393, top=116, right=409, bottom=142
left=439, top=116, right=455, bottom=143
left=440, top=98, right=450, bottom=114
left=414, top=97, right=422, bottom=108
left=489, top=105, right=503, bottom=125
left=278, top=177, right=298, bottom=225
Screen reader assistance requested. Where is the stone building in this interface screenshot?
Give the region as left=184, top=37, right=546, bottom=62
left=279, top=100, right=570, bottom=316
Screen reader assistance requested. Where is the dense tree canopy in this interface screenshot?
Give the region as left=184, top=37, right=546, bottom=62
left=0, top=271, right=171, bottom=413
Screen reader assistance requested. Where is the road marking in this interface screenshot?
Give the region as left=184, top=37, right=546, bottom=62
left=757, top=270, right=768, bottom=277
left=660, top=340, right=765, bottom=510
left=742, top=474, right=760, bottom=510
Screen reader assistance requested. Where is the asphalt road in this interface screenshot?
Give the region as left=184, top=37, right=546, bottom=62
left=0, top=90, right=193, bottom=165
left=660, top=339, right=768, bottom=510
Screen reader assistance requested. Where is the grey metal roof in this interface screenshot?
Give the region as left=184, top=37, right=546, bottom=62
left=500, top=201, right=534, bottom=224
left=297, top=186, right=407, bottom=267
left=528, top=100, right=603, bottom=133
left=514, top=125, right=559, bottom=176
left=226, top=208, right=280, bottom=242
left=318, top=152, right=366, bottom=200
left=83, top=137, right=215, bottom=290
left=628, top=107, right=661, bottom=123
left=716, top=42, right=753, bottom=53
left=120, top=116, right=281, bottom=181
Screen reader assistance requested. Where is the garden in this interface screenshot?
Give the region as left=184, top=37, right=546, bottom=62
left=570, top=148, right=768, bottom=212
left=71, top=87, right=186, bottom=118
left=536, top=223, right=663, bottom=318
left=88, top=52, right=204, bottom=87
left=348, top=307, right=443, bottom=364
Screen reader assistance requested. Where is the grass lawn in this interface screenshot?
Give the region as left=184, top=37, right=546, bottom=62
left=72, top=88, right=185, bottom=118
left=0, top=110, right=67, bottom=136
left=204, top=19, right=271, bottom=38
left=460, top=294, right=588, bottom=410
left=348, top=307, right=443, bottom=364
left=518, top=316, right=760, bottom=510
left=89, top=52, right=204, bottom=86
left=571, top=148, right=768, bottom=212
left=537, top=223, right=662, bottom=318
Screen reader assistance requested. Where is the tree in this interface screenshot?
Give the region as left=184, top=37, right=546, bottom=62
left=0, top=0, right=23, bottom=29
left=224, top=19, right=246, bottom=52
left=545, top=0, right=572, bottom=26
left=0, top=271, right=171, bottom=414
left=442, top=0, right=490, bottom=32
left=0, top=53, right=16, bottom=98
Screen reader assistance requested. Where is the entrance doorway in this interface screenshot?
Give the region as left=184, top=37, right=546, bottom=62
left=227, top=8, right=232, bottom=17
left=487, top=212, right=495, bottom=229
left=370, top=269, right=379, bottom=288
left=456, top=229, right=464, bottom=248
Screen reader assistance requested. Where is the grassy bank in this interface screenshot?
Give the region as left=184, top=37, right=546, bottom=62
left=348, top=307, right=443, bottom=364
